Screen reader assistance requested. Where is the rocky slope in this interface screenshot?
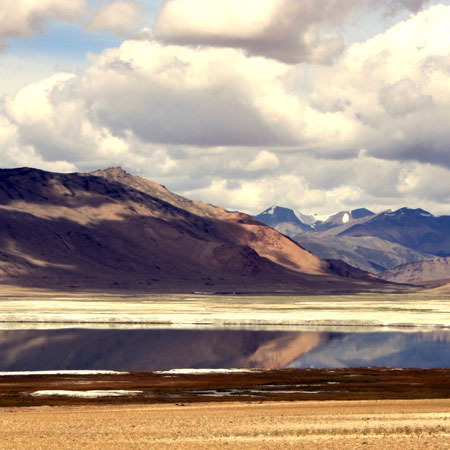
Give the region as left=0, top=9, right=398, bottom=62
left=0, top=167, right=382, bottom=293
left=381, top=257, right=450, bottom=284
left=293, top=234, right=434, bottom=273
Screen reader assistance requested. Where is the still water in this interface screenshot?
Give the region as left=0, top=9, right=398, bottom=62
left=2, top=328, right=450, bottom=371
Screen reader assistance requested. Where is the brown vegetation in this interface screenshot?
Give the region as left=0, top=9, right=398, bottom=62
left=2, top=368, right=450, bottom=408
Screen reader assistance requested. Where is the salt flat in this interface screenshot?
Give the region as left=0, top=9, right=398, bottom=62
left=0, top=291, right=449, bottom=330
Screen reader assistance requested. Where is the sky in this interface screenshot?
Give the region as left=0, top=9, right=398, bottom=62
left=1, top=0, right=450, bottom=216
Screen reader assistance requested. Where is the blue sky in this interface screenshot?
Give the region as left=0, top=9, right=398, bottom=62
left=1, top=0, right=450, bottom=215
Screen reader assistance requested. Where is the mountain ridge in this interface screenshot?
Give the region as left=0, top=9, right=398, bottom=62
left=254, top=205, right=450, bottom=280
left=0, top=167, right=386, bottom=294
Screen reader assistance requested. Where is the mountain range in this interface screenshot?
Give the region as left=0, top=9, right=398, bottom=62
left=255, top=206, right=450, bottom=284
left=0, top=167, right=386, bottom=294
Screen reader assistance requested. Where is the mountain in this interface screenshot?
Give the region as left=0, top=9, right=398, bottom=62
left=381, top=257, right=450, bottom=284
left=312, top=208, right=375, bottom=232
left=255, top=206, right=312, bottom=236
left=296, top=208, right=450, bottom=274
left=292, top=233, right=433, bottom=273
left=0, top=167, right=382, bottom=294
left=255, top=206, right=374, bottom=237
left=335, top=208, right=450, bottom=256
left=255, top=206, right=450, bottom=275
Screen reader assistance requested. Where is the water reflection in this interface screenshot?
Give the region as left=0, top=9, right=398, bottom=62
left=1, top=328, right=450, bottom=371
left=289, top=331, right=450, bottom=369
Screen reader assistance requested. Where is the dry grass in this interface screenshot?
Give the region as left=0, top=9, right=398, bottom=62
left=1, top=399, right=450, bottom=449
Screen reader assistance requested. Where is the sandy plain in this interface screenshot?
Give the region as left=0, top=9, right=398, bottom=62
left=1, top=399, right=450, bottom=449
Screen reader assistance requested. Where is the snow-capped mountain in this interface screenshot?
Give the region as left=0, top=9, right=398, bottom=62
left=255, top=206, right=374, bottom=236
left=311, top=208, right=375, bottom=231
left=255, top=206, right=450, bottom=280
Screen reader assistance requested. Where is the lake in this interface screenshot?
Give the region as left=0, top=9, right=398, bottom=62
left=1, top=328, right=450, bottom=371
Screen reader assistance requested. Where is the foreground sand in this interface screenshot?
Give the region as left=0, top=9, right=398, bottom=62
left=1, top=399, right=450, bottom=449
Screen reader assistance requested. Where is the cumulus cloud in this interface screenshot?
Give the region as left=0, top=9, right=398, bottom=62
left=0, top=115, right=76, bottom=172
left=86, top=1, right=143, bottom=36
left=247, top=151, right=280, bottom=172
left=308, top=4, right=450, bottom=168
left=0, top=0, right=86, bottom=48
left=4, top=72, right=132, bottom=164
left=154, top=0, right=358, bottom=64
left=378, top=78, right=433, bottom=117
left=74, top=40, right=309, bottom=147
left=2, top=1, right=450, bottom=217
left=397, top=163, right=450, bottom=202
left=154, top=0, right=433, bottom=64
left=182, top=152, right=450, bottom=215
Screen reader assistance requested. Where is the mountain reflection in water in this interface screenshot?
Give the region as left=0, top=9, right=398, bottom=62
left=1, top=329, right=450, bottom=371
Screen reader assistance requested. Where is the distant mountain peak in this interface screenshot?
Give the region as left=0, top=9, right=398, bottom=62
left=255, top=206, right=376, bottom=234
left=260, top=205, right=278, bottom=215
left=255, top=206, right=313, bottom=235
left=381, top=207, right=434, bottom=218
left=350, top=208, right=375, bottom=220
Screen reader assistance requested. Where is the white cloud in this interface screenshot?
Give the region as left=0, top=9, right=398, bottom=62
left=309, top=4, right=450, bottom=167
left=0, top=115, right=76, bottom=172
left=2, top=2, right=450, bottom=217
left=154, top=0, right=434, bottom=64
left=397, top=163, right=450, bottom=202
left=86, top=1, right=143, bottom=36
left=77, top=39, right=307, bottom=147
left=0, top=0, right=86, bottom=48
left=155, top=0, right=358, bottom=64
left=378, top=78, right=433, bottom=117
left=247, top=150, right=280, bottom=172
left=4, top=72, right=131, bottom=164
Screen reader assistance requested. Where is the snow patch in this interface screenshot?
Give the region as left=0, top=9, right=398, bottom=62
left=311, top=212, right=334, bottom=222
left=294, top=211, right=315, bottom=225
left=0, top=370, right=126, bottom=376
left=30, top=390, right=142, bottom=398
left=154, top=368, right=257, bottom=375
left=342, top=213, right=350, bottom=224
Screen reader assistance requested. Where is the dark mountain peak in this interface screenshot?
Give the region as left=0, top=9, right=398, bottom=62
left=259, top=205, right=297, bottom=219
left=350, top=208, right=375, bottom=219
left=382, top=207, right=433, bottom=218
left=255, top=206, right=312, bottom=232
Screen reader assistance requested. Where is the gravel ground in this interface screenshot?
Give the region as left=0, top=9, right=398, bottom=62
left=1, top=399, right=450, bottom=449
